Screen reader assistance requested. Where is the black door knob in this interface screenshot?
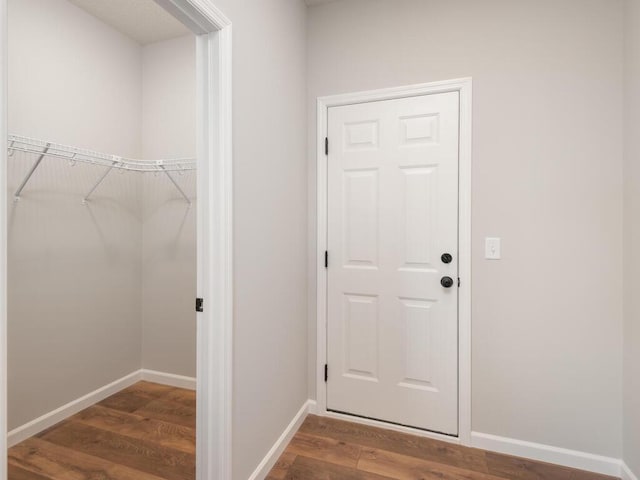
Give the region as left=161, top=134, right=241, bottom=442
left=441, top=253, right=453, bottom=264
left=441, top=276, right=454, bottom=288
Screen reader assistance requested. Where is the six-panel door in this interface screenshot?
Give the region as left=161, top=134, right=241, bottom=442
left=326, top=92, right=460, bottom=435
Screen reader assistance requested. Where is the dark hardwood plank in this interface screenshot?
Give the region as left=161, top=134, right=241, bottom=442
left=134, top=397, right=196, bottom=429
left=98, top=395, right=147, bottom=415
left=8, top=382, right=196, bottom=480
left=9, top=437, right=166, bottom=480
left=98, top=381, right=175, bottom=413
left=162, top=388, right=196, bottom=408
left=38, top=420, right=194, bottom=480
left=300, top=415, right=489, bottom=473
left=285, top=431, right=361, bottom=468
left=72, top=404, right=196, bottom=453
left=12, top=381, right=618, bottom=480
left=8, top=463, right=52, bottom=480
left=484, top=451, right=619, bottom=480
left=285, top=456, right=393, bottom=480
left=128, top=381, right=177, bottom=397
left=266, top=451, right=297, bottom=480
left=358, top=447, right=509, bottom=480
left=270, top=416, right=619, bottom=480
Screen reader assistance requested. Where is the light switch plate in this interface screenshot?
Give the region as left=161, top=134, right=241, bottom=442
left=485, top=237, right=501, bottom=260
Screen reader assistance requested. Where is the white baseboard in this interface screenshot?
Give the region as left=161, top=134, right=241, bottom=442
left=307, top=399, right=318, bottom=415
left=622, top=462, right=639, bottom=480
left=247, top=399, right=315, bottom=480
left=471, top=432, right=621, bottom=477
left=140, top=369, right=196, bottom=390
left=8, top=370, right=142, bottom=447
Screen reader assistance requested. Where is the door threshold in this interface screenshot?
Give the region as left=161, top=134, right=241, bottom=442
left=324, top=409, right=460, bottom=444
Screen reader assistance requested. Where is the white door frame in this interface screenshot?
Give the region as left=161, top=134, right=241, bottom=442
left=315, top=78, right=472, bottom=446
left=0, top=1, right=234, bottom=479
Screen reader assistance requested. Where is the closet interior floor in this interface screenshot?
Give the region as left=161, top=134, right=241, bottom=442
left=267, top=415, right=619, bottom=480
left=8, top=381, right=195, bottom=480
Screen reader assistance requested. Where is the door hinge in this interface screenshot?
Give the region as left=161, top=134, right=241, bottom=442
left=324, top=364, right=328, bottom=382
left=196, top=297, right=204, bottom=312
left=325, top=137, right=329, bottom=156
left=458, top=278, right=461, bottom=288
left=325, top=250, right=328, bottom=268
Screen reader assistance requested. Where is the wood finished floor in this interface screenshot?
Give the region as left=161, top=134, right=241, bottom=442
left=8, top=381, right=195, bottom=480
left=7, top=387, right=620, bottom=480
left=267, top=415, right=619, bottom=480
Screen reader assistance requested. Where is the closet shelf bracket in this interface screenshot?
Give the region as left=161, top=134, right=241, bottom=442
left=14, top=143, right=51, bottom=201
left=82, top=159, right=120, bottom=205
left=161, top=165, right=192, bottom=206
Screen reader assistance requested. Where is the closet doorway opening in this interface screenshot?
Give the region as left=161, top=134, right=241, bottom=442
left=0, top=1, right=232, bottom=479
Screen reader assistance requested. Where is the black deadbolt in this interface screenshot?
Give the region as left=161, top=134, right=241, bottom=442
left=441, top=253, right=453, bottom=264
left=441, top=276, right=454, bottom=288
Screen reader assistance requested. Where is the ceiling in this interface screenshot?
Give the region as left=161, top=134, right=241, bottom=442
left=305, top=0, right=341, bottom=5
left=68, top=0, right=191, bottom=46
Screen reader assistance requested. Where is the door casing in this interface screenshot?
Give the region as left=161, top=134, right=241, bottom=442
left=315, top=78, right=472, bottom=446
left=0, top=1, right=234, bottom=479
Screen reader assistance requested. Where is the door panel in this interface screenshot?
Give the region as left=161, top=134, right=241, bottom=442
left=344, top=169, right=378, bottom=267
left=326, top=92, right=460, bottom=435
left=344, top=293, right=379, bottom=381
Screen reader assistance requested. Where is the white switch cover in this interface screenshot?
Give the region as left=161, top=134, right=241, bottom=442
left=485, top=237, right=501, bottom=260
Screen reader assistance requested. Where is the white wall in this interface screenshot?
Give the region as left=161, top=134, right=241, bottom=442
left=200, top=1, right=309, bottom=478
left=307, top=0, right=625, bottom=458
left=624, top=0, right=640, bottom=474
left=141, top=34, right=196, bottom=377
left=7, top=0, right=143, bottom=429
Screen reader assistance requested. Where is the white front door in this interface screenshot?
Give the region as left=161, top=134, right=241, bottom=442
left=326, top=91, right=460, bottom=435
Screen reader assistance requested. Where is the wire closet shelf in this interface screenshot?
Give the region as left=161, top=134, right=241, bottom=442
left=7, top=134, right=195, bottom=205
